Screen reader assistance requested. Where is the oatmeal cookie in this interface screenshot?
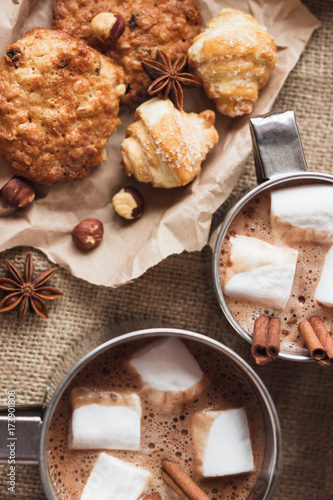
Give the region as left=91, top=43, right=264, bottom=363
left=52, top=0, right=202, bottom=106
left=0, top=28, right=125, bottom=185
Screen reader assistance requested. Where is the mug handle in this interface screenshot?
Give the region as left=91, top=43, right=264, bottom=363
left=249, top=109, right=308, bottom=183
left=0, top=384, right=50, bottom=465
left=0, top=404, right=44, bottom=464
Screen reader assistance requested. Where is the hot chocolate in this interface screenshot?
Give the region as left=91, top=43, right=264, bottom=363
left=218, top=181, right=333, bottom=355
left=46, top=337, right=266, bottom=500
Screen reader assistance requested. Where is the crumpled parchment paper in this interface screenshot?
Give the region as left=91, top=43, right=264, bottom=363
left=0, top=0, right=319, bottom=286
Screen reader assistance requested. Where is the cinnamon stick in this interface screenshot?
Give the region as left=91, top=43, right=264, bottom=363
left=298, top=320, right=326, bottom=360
left=251, top=315, right=270, bottom=365
left=309, top=316, right=333, bottom=360
left=316, top=357, right=333, bottom=367
left=162, top=460, right=210, bottom=500
left=251, top=315, right=280, bottom=365
left=162, top=470, right=190, bottom=500
left=267, top=317, right=281, bottom=358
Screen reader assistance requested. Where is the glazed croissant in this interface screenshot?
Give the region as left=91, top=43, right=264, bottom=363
left=187, top=8, right=277, bottom=117
left=121, top=98, right=219, bottom=188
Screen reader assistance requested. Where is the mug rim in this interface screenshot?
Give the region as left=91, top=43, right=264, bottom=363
left=213, top=171, right=333, bottom=362
left=39, top=327, right=282, bottom=500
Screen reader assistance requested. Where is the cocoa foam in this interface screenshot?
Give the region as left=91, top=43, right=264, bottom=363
left=219, top=184, right=333, bottom=354
left=46, top=339, right=265, bottom=500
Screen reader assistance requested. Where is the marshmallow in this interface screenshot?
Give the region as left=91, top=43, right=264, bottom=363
left=271, top=184, right=333, bottom=244
left=128, top=337, right=206, bottom=407
left=315, top=245, right=333, bottom=307
left=81, top=453, right=151, bottom=500
left=69, top=388, right=141, bottom=450
left=192, top=408, right=254, bottom=477
left=224, top=235, right=298, bottom=309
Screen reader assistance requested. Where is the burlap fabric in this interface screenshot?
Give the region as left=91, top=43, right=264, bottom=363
left=0, top=0, right=332, bottom=498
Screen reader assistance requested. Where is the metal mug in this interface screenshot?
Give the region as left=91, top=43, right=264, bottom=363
left=213, top=109, right=333, bottom=362
left=0, top=328, right=281, bottom=499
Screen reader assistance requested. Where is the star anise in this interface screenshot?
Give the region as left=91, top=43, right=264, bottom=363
left=142, top=50, right=202, bottom=110
left=0, top=252, right=63, bottom=326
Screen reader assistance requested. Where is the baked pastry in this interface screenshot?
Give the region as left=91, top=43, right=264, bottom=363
left=187, top=9, right=277, bottom=117
left=121, top=98, right=218, bottom=188
left=52, top=0, right=202, bottom=105
left=0, top=28, right=125, bottom=185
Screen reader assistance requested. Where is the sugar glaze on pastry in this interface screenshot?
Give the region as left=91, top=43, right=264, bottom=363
left=187, top=9, right=277, bottom=117
left=121, top=98, right=218, bottom=188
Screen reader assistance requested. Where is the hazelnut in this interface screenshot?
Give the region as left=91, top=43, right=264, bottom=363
left=90, top=13, right=126, bottom=44
left=2, top=176, right=35, bottom=209
left=112, top=186, right=144, bottom=220
left=72, top=218, right=104, bottom=250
